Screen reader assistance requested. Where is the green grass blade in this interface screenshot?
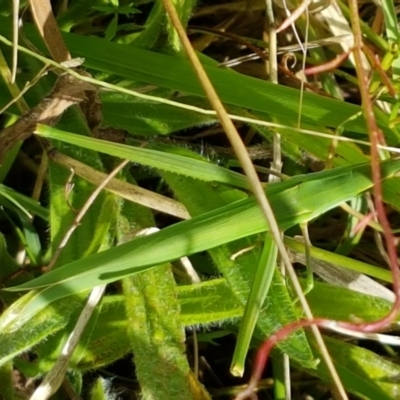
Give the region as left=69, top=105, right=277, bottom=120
left=254, top=117, right=400, bottom=213
left=178, top=279, right=243, bottom=325
left=36, top=124, right=250, bottom=189
left=0, top=15, right=389, bottom=136
left=231, top=235, right=278, bottom=376
left=0, top=184, right=48, bottom=220
left=305, top=280, right=392, bottom=322
left=285, top=237, right=392, bottom=282
left=9, top=160, right=400, bottom=290
left=61, top=36, right=374, bottom=134
left=6, top=160, right=400, bottom=327
left=381, top=0, right=399, bottom=43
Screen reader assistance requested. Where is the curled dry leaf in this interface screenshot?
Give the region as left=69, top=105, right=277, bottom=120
left=0, top=74, right=95, bottom=164
left=28, top=0, right=71, bottom=63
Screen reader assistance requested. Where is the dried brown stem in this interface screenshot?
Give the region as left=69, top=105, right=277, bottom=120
left=0, top=74, right=95, bottom=164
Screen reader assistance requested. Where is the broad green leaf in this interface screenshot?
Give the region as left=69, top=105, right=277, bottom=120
left=16, top=278, right=397, bottom=376
left=6, top=294, right=118, bottom=375
left=122, top=266, right=193, bottom=399
left=178, top=279, right=243, bottom=326
left=308, top=335, right=400, bottom=400
left=305, top=281, right=392, bottom=322
left=117, top=178, right=195, bottom=399
left=48, top=161, right=117, bottom=266
left=13, top=280, right=239, bottom=373
left=0, top=291, right=85, bottom=368
left=6, top=160, right=400, bottom=326
left=102, top=92, right=215, bottom=135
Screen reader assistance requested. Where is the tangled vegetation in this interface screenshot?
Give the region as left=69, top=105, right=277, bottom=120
left=0, top=0, right=400, bottom=399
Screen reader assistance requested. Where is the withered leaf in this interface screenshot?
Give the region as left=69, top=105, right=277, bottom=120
left=0, top=74, right=95, bottom=164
